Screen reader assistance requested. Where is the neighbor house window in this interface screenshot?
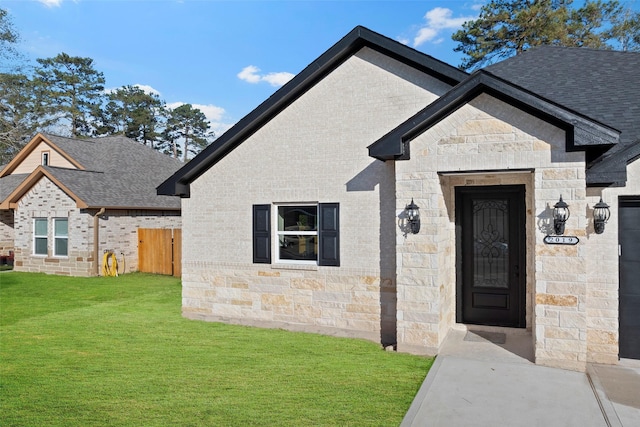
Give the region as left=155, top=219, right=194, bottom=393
left=252, top=203, right=339, bottom=266
left=42, top=151, right=49, bottom=166
left=54, top=218, right=68, bottom=256
left=34, top=218, right=48, bottom=255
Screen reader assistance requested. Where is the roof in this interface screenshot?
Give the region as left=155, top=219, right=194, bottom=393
left=157, top=25, right=468, bottom=197
left=371, top=45, right=639, bottom=186
left=485, top=46, right=640, bottom=185
left=1, top=133, right=183, bottom=210
left=368, top=70, right=620, bottom=162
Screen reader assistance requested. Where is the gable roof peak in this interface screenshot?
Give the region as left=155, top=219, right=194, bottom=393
left=158, top=25, right=468, bottom=197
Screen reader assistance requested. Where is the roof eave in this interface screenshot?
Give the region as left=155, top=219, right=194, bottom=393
left=157, top=26, right=468, bottom=197
left=368, top=71, right=620, bottom=161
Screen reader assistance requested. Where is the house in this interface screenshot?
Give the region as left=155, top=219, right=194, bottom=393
left=0, top=133, right=182, bottom=276
left=158, top=26, right=640, bottom=370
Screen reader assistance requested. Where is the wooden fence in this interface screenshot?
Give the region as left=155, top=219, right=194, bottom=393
left=138, top=228, right=182, bottom=277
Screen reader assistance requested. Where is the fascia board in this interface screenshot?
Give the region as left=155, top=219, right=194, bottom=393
left=0, top=133, right=85, bottom=178
left=157, top=26, right=468, bottom=197
left=3, top=166, right=89, bottom=209
left=368, top=71, right=620, bottom=161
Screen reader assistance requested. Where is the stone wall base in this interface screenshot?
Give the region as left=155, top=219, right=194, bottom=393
left=183, top=310, right=382, bottom=345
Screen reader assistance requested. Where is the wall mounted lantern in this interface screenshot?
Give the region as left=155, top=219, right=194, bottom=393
left=405, top=198, right=421, bottom=234
left=593, top=197, right=610, bottom=234
left=553, top=195, right=570, bottom=235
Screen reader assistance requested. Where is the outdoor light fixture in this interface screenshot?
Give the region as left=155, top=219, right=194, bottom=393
left=553, top=195, right=570, bottom=235
left=593, top=197, right=611, bottom=234
left=405, top=198, right=421, bottom=234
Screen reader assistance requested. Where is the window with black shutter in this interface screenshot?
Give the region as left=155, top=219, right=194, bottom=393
left=253, top=203, right=339, bottom=266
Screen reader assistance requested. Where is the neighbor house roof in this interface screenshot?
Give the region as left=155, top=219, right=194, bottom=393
left=0, top=133, right=182, bottom=210
left=370, top=45, right=639, bottom=186
left=157, top=25, right=468, bottom=197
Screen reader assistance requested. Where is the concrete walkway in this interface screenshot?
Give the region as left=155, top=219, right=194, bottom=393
left=402, top=328, right=640, bottom=427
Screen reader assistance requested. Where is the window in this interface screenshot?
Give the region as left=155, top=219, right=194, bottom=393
left=253, top=203, right=339, bottom=266
left=34, top=218, right=48, bottom=255
left=42, top=151, right=49, bottom=166
left=277, top=206, right=318, bottom=262
left=54, top=218, right=68, bottom=256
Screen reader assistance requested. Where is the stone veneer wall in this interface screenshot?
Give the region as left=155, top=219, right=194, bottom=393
left=586, top=158, right=640, bottom=364
left=394, top=93, right=621, bottom=371
left=13, top=176, right=181, bottom=276
left=0, top=209, right=14, bottom=254
left=181, top=47, right=452, bottom=345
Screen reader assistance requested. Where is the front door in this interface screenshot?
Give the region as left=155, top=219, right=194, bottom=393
left=456, top=185, right=526, bottom=328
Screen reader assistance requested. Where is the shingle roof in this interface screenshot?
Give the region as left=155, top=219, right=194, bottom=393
left=1, top=134, right=182, bottom=209
left=485, top=46, right=640, bottom=184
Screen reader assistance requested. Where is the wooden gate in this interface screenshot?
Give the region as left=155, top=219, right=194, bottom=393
left=138, top=228, right=182, bottom=277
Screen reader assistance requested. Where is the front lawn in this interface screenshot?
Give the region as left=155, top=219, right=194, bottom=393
left=0, top=272, right=431, bottom=426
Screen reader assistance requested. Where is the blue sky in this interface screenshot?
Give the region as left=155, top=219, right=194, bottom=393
left=2, top=0, right=637, bottom=136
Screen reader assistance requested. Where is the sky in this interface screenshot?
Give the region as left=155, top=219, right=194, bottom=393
left=2, top=0, right=638, bottom=137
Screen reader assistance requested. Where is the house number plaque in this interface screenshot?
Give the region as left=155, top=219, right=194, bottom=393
left=543, top=236, right=579, bottom=245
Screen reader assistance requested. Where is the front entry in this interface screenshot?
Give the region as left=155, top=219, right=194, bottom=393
left=456, top=185, right=526, bottom=328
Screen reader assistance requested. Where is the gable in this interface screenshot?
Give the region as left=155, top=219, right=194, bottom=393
left=10, top=140, right=77, bottom=174
left=1, top=133, right=183, bottom=210
left=0, top=166, right=88, bottom=210
left=368, top=70, right=622, bottom=186
left=157, top=26, right=468, bottom=198
left=0, top=133, right=83, bottom=178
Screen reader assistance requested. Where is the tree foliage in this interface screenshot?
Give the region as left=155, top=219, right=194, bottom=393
left=0, top=6, right=212, bottom=161
left=33, top=53, right=106, bottom=137
left=0, top=8, right=20, bottom=68
left=0, top=73, right=45, bottom=163
left=453, top=0, right=640, bottom=70
left=97, top=85, right=166, bottom=148
left=164, top=104, right=213, bottom=161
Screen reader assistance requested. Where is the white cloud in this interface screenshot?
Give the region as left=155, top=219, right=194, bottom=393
left=412, top=7, right=477, bottom=47
left=166, top=102, right=233, bottom=137
left=133, top=84, right=161, bottom=96
left=237, top=65, right=262, bottom=84
left=103, top=84, right=161, bottom=97
left=238, top=65, right=294, bottom=87
left=38, top=0, right=63, bottom=7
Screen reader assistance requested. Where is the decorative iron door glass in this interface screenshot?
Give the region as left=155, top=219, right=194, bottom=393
left=278, top=206, right=318, bottom=261
left=473, top=200, right=509, bottom=288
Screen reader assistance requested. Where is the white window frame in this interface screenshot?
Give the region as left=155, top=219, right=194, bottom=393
left=275, top=204, right=318, bottom=265
left=33, top=218, right=48, bottom=256
left=42, top=151, right=50, bottom=166
left=53, top=218, right=69, bottom=257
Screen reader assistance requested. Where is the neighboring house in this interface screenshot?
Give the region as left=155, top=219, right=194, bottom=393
left=158, top=26, right=640, bottom=370
left=0, top=133, right=182, bottom=276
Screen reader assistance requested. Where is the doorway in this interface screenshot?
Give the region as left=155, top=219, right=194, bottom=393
left=455, top=185, right=526, bottom=328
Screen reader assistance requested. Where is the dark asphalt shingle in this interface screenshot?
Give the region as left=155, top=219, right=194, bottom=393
left=1, top=134, right=183, bottom=209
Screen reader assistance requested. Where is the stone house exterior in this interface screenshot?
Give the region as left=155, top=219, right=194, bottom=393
left=158, top=27, right=640, bottom=370
left=0, top=133, right=182, bottom=276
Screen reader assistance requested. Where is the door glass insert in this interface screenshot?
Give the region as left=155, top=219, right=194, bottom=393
left=472, top=199, right=509, bottom=288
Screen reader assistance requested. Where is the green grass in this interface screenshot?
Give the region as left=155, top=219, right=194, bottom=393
left=0, top=272, right=432, bottom=426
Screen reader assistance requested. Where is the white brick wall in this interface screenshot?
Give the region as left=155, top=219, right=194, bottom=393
left=182, top=47, right=452, bottom=344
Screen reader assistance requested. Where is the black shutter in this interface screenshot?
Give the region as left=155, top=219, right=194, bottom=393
left=318, top=203, right=339, bottom=266
left=253, top=204, right=271, bottom=264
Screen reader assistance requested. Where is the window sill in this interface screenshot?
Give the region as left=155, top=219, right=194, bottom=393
left=271, top=263, right=318, bottom=271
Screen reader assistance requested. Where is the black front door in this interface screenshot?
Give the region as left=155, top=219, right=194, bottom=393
left=619, top=197, right=640, bottom=359
left=456, top=185, right=526, bottom=328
